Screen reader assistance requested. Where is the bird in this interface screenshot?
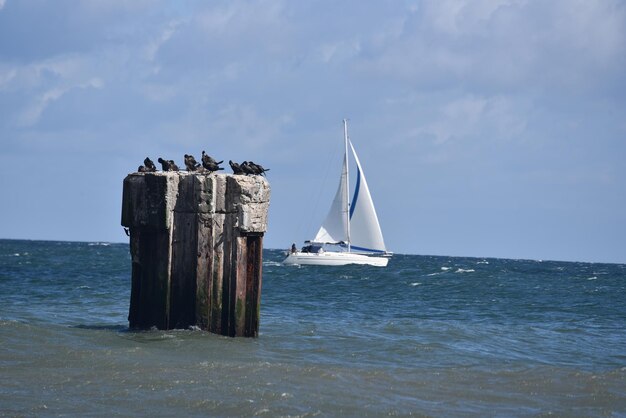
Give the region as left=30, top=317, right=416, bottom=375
left=201, top=151, right=223, bottom=173
left=249, top=161, right=270, bottom=176
left=138, top=165, right=148, bottom=172
left=157, top=157, right=171, bottom=171
left=157, top=158, right=179, bottom=171
left=240, top=161, right=269, bottom=176
left=229, top=160, right=244, bottom=175
left=201, top=151, right=223, bottom=168
left=168, top=159, right=180, bottom=171
left=184, top=154, right=200, bottom=171
left=203, top=160, right=223, bottom=173
left=240, top=161, right=256, bottom=175
left=144, top=157, right=157, bottom=172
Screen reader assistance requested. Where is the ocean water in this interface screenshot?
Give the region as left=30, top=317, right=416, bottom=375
left=1, top=239, right=625, bottom=417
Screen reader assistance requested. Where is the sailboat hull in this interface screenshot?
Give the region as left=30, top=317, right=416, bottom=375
left=283, top=251, right=389, bottom=267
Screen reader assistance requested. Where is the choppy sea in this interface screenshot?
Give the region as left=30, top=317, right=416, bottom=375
left=1, top=239, right=625, bottom=417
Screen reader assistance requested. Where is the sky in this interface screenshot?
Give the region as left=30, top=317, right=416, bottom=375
left=0, top=0, right=625, bottom=263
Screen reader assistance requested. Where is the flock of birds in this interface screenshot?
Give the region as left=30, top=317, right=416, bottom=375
left=137, top=151, right=269, bottom=176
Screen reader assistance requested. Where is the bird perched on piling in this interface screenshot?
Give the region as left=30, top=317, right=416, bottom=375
left=137, top=157, right=157, bottom=173
left=158, top=157, right=179, bottom=171
left=144, top=157, right=157, bottom=172
left=184, top=154, right=201, bottom=171
left=201, top=151, right=224, bottom=173
left=201, top=150, right=223, bottom=166
left=229, top=160, right=244, bottom=175
left=241, top=161, right=270, bottom=176
left=203, top=160, right=223, bottom=173
left=157, top=157, right=170, bottom=171
left=249, top=161, right=270, bottom=176
left=240, top=161, right=255, bottom=175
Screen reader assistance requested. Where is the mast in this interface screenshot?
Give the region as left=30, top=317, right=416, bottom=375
left=343, top=119, right=351, bottom=252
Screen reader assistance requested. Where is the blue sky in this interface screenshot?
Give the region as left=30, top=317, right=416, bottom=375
left=0, top=0, right=624, bottom=263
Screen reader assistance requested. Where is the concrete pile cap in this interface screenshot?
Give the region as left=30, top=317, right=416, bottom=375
left=122, top=172, right=270, bottom=232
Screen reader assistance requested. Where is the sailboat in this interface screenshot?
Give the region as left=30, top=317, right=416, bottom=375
left=283, top=119, right=391, bottom=267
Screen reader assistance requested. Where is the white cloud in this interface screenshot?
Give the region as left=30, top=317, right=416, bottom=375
left=17, top=87, right=65, bottom=127
left=414, top=94, right=527, bottom=147
left=316, top=39, right=361, bottom=63
left=357, top=0, right=626, bottom=97
left=421, top=0, right=526, bottom=35
left=195, top=0, right=287, bottom=41
left=17, top=77, right=103, bottom=127
left=211, top=104, right=293, bottom=151
left=145, top=19, right=185, bottom=63
left=0, top=67, right=16, bottom=89
left=1, top=53, right=108, bottom=128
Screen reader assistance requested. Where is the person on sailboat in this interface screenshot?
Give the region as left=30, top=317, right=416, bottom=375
left=291, top=243, right=297, bottom=254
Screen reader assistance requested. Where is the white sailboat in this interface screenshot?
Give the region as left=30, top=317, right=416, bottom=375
left=283, top=119, right=391, bottom=267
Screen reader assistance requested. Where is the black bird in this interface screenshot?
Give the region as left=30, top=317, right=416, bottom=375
left=203, top=160, right=223, bottom=173
left=168, top=159, right=180, bottom=171
left=138, top=165, right=148, bottom=172
left=201, top=151, right=223, bottom=170
left=144, top=157, right=157, bottom=172
left=184, top=154, right=200, bottom=171
left=201, top=150, right=215, bottom=165
left=201, top=151, right=223, bottom=173
left=229, top=160, right=244, bottom=175
left=158, top=158, right=179, bottom=171
left=249, top=161, right=270, bottom=176
left=240, top=161, right=256, bottom=175
left=157, top=157, right=171, bottom=171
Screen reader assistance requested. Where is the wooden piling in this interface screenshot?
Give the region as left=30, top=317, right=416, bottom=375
left=121, top=172, right=270, bottom=337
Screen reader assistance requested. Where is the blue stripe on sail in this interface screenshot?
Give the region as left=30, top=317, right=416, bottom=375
left=349, top=167, right=361, bottom=219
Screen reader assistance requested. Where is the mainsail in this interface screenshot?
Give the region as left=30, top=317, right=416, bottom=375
left=347, top=141, right=386, bottom=253
left=313, top=121, right=386, bottom=254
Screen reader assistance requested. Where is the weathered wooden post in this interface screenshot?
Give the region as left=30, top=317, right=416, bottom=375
left=121, top=172, right=270, bottom=337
